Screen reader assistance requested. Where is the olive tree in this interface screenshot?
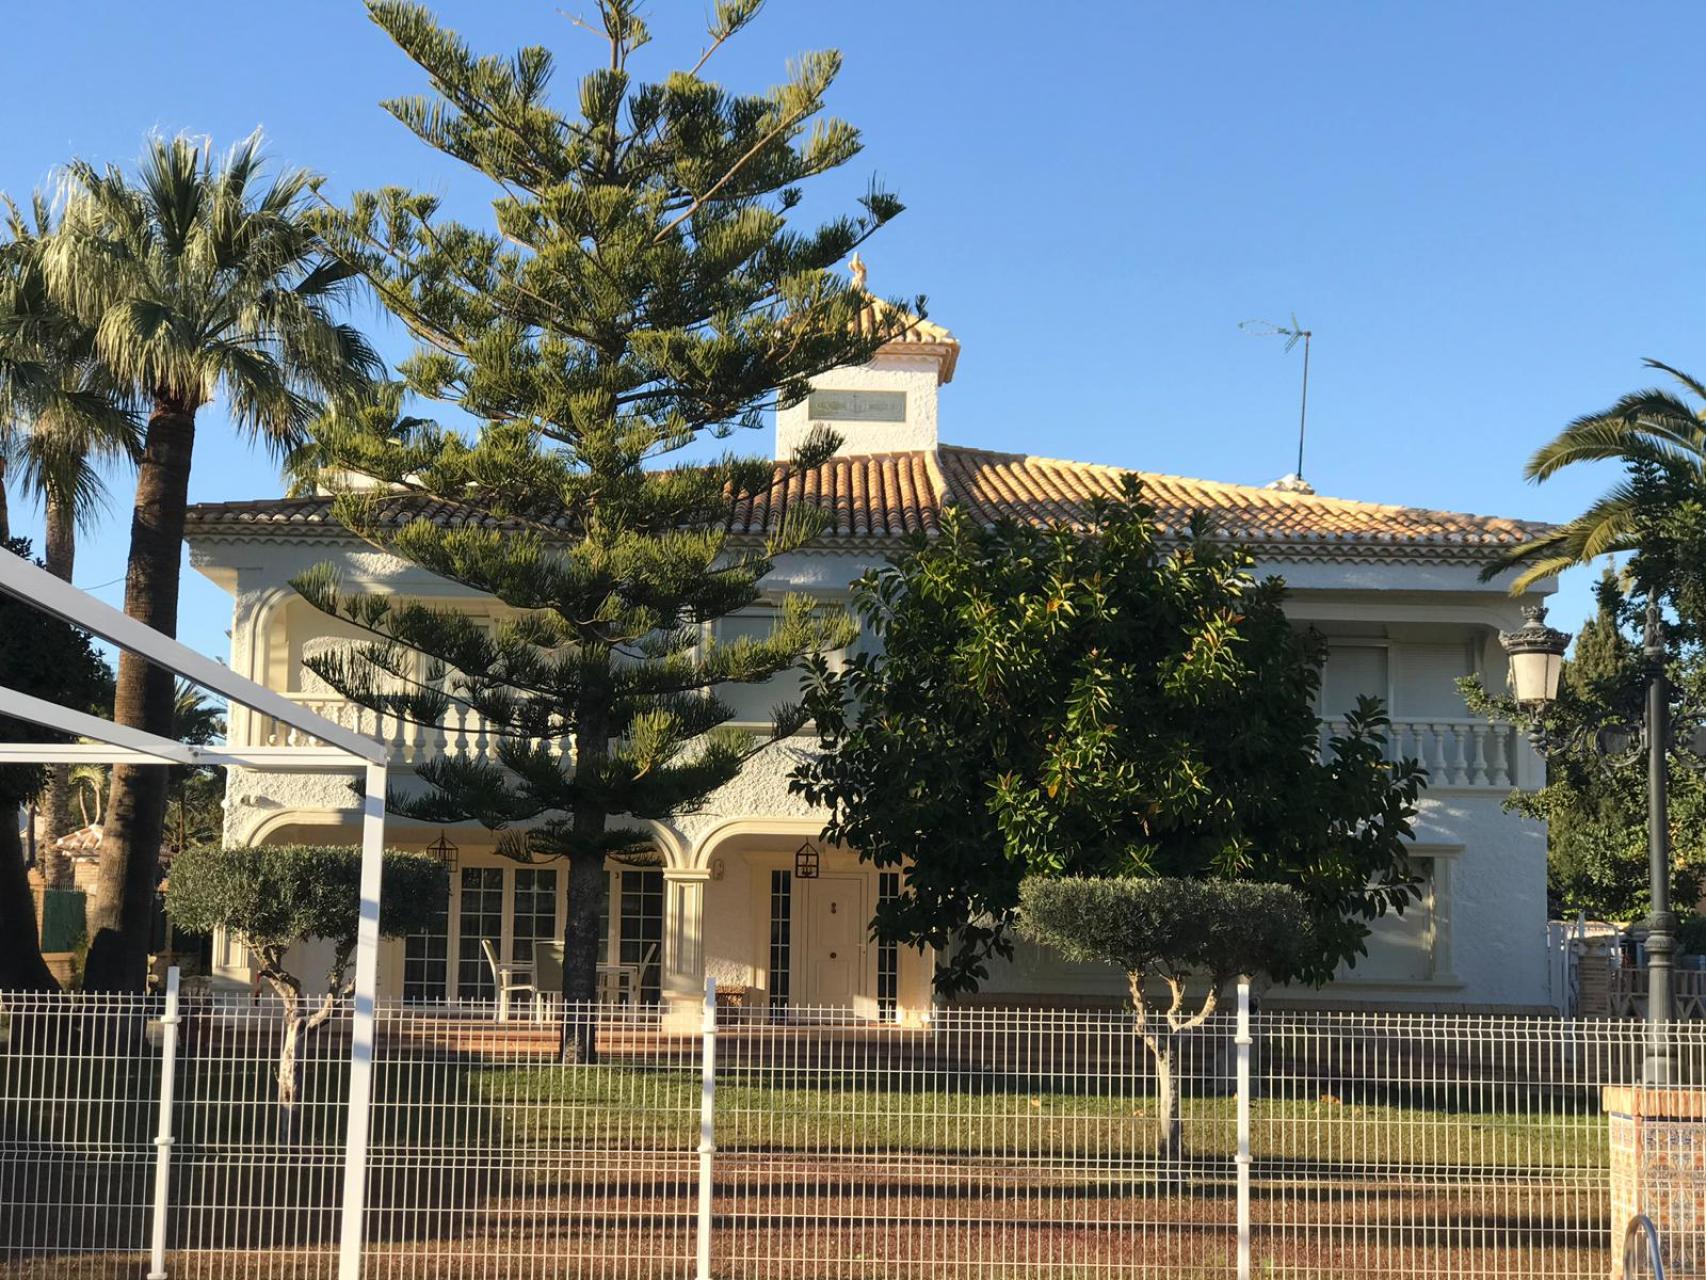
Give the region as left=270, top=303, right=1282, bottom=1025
left=1019, top=877, right=1312, bottom=1156
left=166, top=843, right=446, bottom=1140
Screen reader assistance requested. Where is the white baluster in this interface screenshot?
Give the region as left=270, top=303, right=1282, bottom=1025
left=1433, top=722, right=1458, bottom=785
left=1468, top=724, right=1490, bottom=786
left=430, top=703, right=448, bottom=763
left=405, top=712, right=424, bottom=765
left=472, top=712, right=490, bottom=764
left=1491, top=724, right=1514, bottom=787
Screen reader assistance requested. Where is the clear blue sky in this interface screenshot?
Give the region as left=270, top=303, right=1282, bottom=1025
left=4, top=0, right=1695, bottom=660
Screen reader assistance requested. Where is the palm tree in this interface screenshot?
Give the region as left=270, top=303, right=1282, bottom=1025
left=1485, top=360, right=1706, bottom=592
left=0, top=193, right=141, bottom=574
left=45, top=134, right=381, bottom=990
left=1, top=195, right=140, bottom=873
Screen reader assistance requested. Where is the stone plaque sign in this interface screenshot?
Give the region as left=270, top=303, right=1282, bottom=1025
left=807, top=389, right=907, bottom=423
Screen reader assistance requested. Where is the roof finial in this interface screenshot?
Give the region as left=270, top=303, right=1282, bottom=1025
left=849, top=252, right=868, bottom=292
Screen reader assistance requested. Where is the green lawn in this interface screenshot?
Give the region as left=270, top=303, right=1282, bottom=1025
left=446, top=1065, right=1608, bottom=1170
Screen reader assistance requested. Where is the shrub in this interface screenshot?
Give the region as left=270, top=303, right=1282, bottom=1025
left=1019, top=876, right=1312, bottom=1156
left=167, top=844, right=447, bottom=1138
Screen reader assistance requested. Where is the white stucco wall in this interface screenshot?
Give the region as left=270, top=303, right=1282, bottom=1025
left=192, top=503, right=1557, bottom=1014
left=774, top=353, right=944, bottom=458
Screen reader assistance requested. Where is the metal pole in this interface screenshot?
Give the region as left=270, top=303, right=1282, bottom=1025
left=338, top=763, right=388, bottom=1280
left=146, top=966, right=181, bottom=1280
left=1644, top=598, right=1676, bottom=1085
left=697, top=976, right=717, bottom=1280
left=1295, top=332, right=1311, bottom=480
left=1235, top=979, right=1252, bottom=1280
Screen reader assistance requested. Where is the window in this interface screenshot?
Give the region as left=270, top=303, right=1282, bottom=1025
left=456, top=867, right=504, bottom=1003
left=1394, top=643, right=1474, bottom=719
left=1354, top=858, right=1438, bottom=983
left=1321, top=643, right=1389, bottom=720
left=768, top=870, right=793, bottom=1012
left=403, top=896, right=449, bottom=1005
left=877, top=872, right=899, bottom=1020
left=618, top=869, right=665, bottom=1003
left=512, top=868, right=558, bottom=969
left=713, top=611, right=799, bottom=726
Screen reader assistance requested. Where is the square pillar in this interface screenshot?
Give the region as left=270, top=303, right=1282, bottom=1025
left=661, top=868, right=711, bottom=1029
left=1604, top=1086, right=1706, bottom=1273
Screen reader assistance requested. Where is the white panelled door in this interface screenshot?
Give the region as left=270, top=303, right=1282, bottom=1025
left=798, top=876, right=865, bottom=1008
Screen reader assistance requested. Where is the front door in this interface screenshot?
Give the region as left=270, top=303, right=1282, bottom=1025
left=799, top=875, right=864, bottom=1008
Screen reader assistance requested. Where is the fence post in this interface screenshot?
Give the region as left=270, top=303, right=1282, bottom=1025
left=147, top=966, right=182, bottom=1280
left=1235, top=978, right=1252, bottom=1280
left=697, top=976, right=717, bottom=1280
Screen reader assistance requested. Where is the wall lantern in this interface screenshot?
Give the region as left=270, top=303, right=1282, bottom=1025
left=1498, top=605, right=1571, bottom=707
left=425, top=830, right=460, bottom=871
left=794, top=841, right=821, bottom=879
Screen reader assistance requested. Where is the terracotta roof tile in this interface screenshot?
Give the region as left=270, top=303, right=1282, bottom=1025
left=934, top=446, right=1550, bottom=551
left=183, top=444, right=1548, bottom=561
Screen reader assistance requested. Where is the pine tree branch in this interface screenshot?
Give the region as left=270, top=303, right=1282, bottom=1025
left=652, top=104, right=815, bottom=245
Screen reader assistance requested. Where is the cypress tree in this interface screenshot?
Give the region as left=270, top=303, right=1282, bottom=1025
left=296, top=0, right=910, bottom=1057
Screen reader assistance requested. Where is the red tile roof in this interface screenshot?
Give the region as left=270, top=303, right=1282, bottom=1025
left=183, top=445, right=1549, bottom=562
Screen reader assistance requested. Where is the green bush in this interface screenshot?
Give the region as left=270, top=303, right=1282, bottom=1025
left=167, top=842, right=446, bottom=962
left=167, top=843, right=448, bottom=1140
left=1018, top=875, right=1314, bottom=1157
left=1018, top=876, right=1312, bottom=987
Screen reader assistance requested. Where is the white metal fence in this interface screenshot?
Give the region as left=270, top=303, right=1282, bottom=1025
left=3, top=978, right=1701, bottom=1278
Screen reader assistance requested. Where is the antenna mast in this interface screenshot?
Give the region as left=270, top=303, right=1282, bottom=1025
left=1240, top=315, right=1314, bottom=483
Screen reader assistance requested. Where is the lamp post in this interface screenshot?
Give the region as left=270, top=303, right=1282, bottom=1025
left=1501, top=600, right=1676, bottom=1084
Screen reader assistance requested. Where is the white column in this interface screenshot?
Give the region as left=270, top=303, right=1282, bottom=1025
left=662, top=868, right=712, bottom=1025
left=226, top=589, right=271, bottom=750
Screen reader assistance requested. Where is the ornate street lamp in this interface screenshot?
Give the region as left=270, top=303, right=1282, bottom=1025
left=1502, top=598, right=1677, bottom=1083
left=794, top=841, right=821, bottom=880
left=1499, top=605, right=1571, bottom=708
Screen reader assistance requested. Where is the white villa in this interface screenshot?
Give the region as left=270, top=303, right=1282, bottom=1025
left=184, top=293, right=1558, bottom=1020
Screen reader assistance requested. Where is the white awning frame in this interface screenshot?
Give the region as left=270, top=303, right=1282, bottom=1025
left=0, top=548, right=385, bottom=1280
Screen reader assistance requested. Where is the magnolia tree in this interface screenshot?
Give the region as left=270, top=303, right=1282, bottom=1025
left=794, top=480, right=1426, bottom=1155
left=1019, top=877, right=1311, bottom=1155
left=166, top=844, right=446, bottom=1140
left=794, top=480, right=1427, bottom=987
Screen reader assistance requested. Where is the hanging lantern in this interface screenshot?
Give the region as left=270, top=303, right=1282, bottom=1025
left=794, top=841, right=821, bottom=879
left=425, top=830, right=459, bottom=871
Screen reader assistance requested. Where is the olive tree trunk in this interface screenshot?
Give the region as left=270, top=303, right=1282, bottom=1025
left=259, top=951, right=346, bottom=1145
left=1129, top=972, right=1223, bottom=1160
left=84, top=404, right=196, bottom=992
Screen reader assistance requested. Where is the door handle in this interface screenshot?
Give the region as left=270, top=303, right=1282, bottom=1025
left=829, top=951, right=837, bottom=959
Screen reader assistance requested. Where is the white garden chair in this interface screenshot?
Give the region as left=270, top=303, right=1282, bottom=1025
left=479, top=938, right=535, bottom=1023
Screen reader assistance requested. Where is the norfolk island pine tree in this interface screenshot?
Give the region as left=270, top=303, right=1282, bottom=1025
left=291, top=0, right=918, bottom=1059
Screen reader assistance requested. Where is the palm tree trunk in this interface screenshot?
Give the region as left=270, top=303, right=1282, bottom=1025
left=84, top=403, right=196, bottom=993
left=0, top=455, right=11, bottom=542
left=0, top=799, right=59, bottom=990
left=43, top=486, right=75, bottom=580
left=34, top=490, right=78, bottom=887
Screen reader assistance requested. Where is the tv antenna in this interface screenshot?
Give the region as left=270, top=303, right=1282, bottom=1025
left=1240, top=315, right=1314, bottom=483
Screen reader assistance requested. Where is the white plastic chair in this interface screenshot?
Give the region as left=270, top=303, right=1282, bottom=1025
left=479, top=938, right=535, bottom=1023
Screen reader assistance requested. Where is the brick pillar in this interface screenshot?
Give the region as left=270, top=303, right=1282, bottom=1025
left=1604, top=1086, right=1706, bottom=1274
